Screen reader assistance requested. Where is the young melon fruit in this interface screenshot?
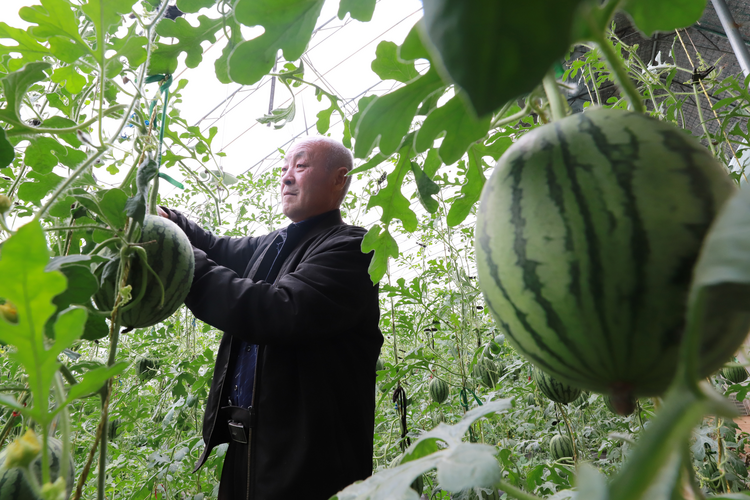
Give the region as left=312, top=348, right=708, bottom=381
left=429, top=378, right=449, bottom=404
left=476, top=108, right=739, bottom=408
left=550, top=434, right=574, bottom=462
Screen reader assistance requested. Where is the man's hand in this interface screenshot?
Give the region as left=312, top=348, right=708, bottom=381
left=157, top=206, right=169, bottom=219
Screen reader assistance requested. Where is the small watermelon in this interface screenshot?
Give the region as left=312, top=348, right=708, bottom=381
left=429, top=378, right=449, bottom=404
left=533, top=368, right=581, bottom=404
left=550, top=434, right=574, bottom=462
left=473, top=358, right=500, bottom=388
left=0, top=437, right=74, bottom=500
left=721, top=366, right=748, bottom=384
left=571, top=392, right=590, bottom=409
left=135, top=357, right=160, bottom=382
left=476, top=108, right=739, bottom=403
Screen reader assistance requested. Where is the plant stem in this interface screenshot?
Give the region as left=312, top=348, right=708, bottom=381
left=53, top=374, right=72, bottom=495
left=692, top=84, right=717, bottom=156
left=543, top=70, right=567, bottom=121
left=588, top=24, right=646, bottom=114
left=557, top=402, right=578, bottom=462
left=490, top=102, right=531, bottom=130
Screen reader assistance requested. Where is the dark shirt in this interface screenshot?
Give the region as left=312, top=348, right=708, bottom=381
left=227, top=211, right=331, bottom=408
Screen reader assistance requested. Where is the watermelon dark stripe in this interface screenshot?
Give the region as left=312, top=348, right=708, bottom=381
left=476, top=108, right=739, bottom=400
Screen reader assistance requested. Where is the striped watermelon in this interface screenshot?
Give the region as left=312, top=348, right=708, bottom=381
left=721, top=366, right=748, bottom=384
left=0, top=437, right=74, bottom=500
left=533, top=367, right=581, bottom=404
left=550, top=434, right=574, bottom=462
left=429, top=378, right=449, bottom=404
left=473, top=358, right=500, bottom=388
left=135, top=357, right=160, bottom=382
left=572, top=391, right=590, bottom=408
left=94, top=215, right=195, bottom=328
left=476, top=108, right=738, bottom=405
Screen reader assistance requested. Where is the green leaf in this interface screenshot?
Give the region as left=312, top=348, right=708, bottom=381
left=336, top=400, right=511, bottom=499
left=99, top=188, right=129, bottom=229
left=349, top=153, right=389, bottom=175
left=366, top=147, right=418, bottom=232
left=51, top=66, right=86, bottom=94
left=20, top=0, right=88, bottom=48
left=371, top=41, right=420, bottom=83
left=621, top=0, right=707, bottom=36
left=149, top=16, right=224, bottom=75
left=315, top=94, right=344, bottom=134
left=0, top=61, right=52, bottom=128
left=414, top=95, right=491, bottom=165
left=361, top=225, right=399, bottom=284
left=82, top=314, right=109, bottom=341
left=53, top=265, right=99, bottom=308
left=446, top=145, right=485, bottom=227
left=257, top=96, right=296, bottom=128
left=81, top=0, right=138, bottom=65
left=228, top=0, right=325, bottom=85
left=353, top=69, right=444, bottom=159
left=0, top=129, right=14, bottom=169
left=48, top=37, right=89, bottom=64
left=0, top=220, right=86, bottom=425
left=63, top=362, right=127, bottom=405
left=435, top=443, right=502, bottom=492
left=687, top=185, right=750, bottom=363
left=0, top=23, right=50, bottom=68
left=338, top=0, right=376, bottom=21
left=575, top=464, right=609, bottom=500
left=18, top=171, right=64, bottom=205
left=176, top=0, right=217, bottom=13
left=423, top=148, right=441, bottom=178
left=410, top=161, right=439, bottom=214
left=420, top=0, right=586, bottom=117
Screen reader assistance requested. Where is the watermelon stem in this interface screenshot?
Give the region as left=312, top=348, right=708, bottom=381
left=542, top=70, right=568, bottom=122
left=490, top=100, right=531, bottom=130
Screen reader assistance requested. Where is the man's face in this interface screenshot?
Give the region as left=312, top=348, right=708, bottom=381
left=280, top=141, right=339, bottom=222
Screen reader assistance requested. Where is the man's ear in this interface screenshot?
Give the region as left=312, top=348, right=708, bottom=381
left=334, top=167, right=348, bottom=188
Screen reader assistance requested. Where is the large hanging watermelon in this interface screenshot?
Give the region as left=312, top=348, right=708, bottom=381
left=721, top=365, right=748, bottom=384
left=476, top=108, right=738, bottom=409
left=94, top=215, right=195, bottom=328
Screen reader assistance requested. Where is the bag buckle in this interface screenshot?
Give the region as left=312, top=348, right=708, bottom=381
left=228, top=420, right=247, bottom=444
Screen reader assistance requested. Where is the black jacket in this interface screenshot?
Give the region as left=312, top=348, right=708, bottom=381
left=164, top=208, right=383, bottom=499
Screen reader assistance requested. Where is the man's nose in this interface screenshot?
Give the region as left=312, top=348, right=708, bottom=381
left=281, top=168, right=293, bottom=185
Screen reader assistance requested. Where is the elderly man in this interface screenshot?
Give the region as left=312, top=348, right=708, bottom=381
left=158, top=137, right=382, bottom=499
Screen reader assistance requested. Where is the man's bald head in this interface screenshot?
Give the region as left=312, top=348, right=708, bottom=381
left=280, top=137, right=354, bottom=222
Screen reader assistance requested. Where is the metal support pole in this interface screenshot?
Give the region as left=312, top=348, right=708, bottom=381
left=711, top=0, right=750, bottom=76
